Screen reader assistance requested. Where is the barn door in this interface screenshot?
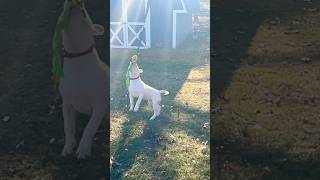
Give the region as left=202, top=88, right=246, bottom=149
left=110, top=0, right=150, bottom=49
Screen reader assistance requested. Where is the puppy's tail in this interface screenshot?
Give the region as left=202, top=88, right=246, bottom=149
left=159, top=90, right=169, bottom=96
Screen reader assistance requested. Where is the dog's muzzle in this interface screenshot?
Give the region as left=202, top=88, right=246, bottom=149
left=131, top=55, right=138, bottom=63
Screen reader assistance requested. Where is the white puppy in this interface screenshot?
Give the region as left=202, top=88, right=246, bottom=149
left=128, top=56, right=169, bottom=120
left=59, top=1, right=108, bottom=159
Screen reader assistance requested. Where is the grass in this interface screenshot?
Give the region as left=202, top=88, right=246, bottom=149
left=213, top=2, right=320, bottom=160
left=0, top=1, right=108, bottom=179
left=213, top=0, right=320, bottom=179
left=214, top=63, right=320, bottom=159
left=110, top=29, right=210, bottom=179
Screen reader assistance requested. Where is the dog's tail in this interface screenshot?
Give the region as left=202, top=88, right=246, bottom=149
left=159, top=90, right=170, bottom=96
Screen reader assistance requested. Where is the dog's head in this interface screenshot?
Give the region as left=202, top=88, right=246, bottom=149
left=65, top=0, right=104, bottom=35
left=63, top=0, right=104, bottom=51
left=130, top=55, right=138, bottom=64
left=129, top=55, right=143, bottom=77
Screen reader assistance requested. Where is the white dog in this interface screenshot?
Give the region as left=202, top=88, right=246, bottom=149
left=128, top=55, right=169, bottom=120
left=59, top=0, right=108, bottom=159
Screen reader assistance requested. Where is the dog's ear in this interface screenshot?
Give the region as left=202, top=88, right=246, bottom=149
left=139, top=69, right=143, bottom=74
left=92, top=24, right=104, bottom=36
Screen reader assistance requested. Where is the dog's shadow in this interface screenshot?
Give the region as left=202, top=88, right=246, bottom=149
left=111, top=100, right=211, bottom=179
left=110, top=110, right=170, bottom=179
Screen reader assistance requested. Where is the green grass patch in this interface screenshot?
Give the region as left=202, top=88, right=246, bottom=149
left=110, top=43, right=210, bottom=179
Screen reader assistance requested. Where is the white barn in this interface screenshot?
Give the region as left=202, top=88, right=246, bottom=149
left=110, top=0, right=200, bottom=48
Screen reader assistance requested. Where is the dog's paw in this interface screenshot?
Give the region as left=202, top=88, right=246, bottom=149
left=76, top=141, right=91, bottom=159
left=76, top=152, right=89, bottom=159
left=133, top=108, right=139, bottom=112
left=76, top=146, right=91, bottom=159
left=129, top=107, right=134, bottom=111
left=61, top=145, right=74, bottom=156
left=149, top=115, right=156, bottom=120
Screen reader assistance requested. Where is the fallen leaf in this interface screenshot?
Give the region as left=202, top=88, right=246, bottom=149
left=16, top=140, right=25, bottom=149
left=2, top=116, right=10, bottom=122
left=202, top=122, right=209, bottom=129
left=49, top=138, right=55, bottom=144
left=301, top=57, right=311, bottom=63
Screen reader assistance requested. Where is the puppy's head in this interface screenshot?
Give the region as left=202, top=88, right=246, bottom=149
left=130, top=55, right=138, bottom=64
left=62, top=0, right=104, bottom=52
left=129, top=55, right=143, bottom=76
left=64, top=0, right=105, bottom=38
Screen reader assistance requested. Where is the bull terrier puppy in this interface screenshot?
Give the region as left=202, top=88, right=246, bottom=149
left=59, top=0, right=108, bottom=159
left=128, top=55, right=169, bottom=120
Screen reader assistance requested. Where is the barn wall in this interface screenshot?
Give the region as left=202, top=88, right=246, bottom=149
left=150, top=0, right=173, bottom=48
left=110, top=0, right=194, bottom=48
left=110, top=0, right=122, bottom=22
left=110, top=0, right=145, bottom=22
left=176, top=13, right=193, bottom=47
left=184, top=0, right=200, bottom=13
left=127, top=0, right=146, bottom=22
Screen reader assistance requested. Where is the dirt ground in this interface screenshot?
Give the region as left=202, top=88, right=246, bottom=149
left=213, top=0, right=320, bottom=179
left=0, top=0, right=107, bottom=179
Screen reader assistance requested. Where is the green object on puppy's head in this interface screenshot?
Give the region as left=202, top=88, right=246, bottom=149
left=125, top=55, right=139, bottom=89
left=51, top=0, right=84, bottom=90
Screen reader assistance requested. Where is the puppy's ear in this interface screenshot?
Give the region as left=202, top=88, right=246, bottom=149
left=139, top=69, right=143, bottom=74
left=92, top=24, right=104, bottom=36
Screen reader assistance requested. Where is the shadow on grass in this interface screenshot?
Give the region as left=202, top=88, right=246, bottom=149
left=111, top=112, right=174, bottom=179
left=212, top=0, right=320, bottom=179
left=111, top=104, right=210, bottom=179
left=110, top=66, right=209, bottom=179
left=110, top=36, right=210, bottom=178
left=212, top=0, right=320, bottom=103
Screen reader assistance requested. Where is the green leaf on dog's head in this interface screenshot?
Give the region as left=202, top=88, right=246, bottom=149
left=51, top=2, right=71, bottom=90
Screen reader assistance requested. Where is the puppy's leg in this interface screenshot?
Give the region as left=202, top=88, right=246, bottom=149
left=77, top=104, right=105, bottom=159
left=133, top=93, right=144, bottom=112
left=156, top=102, right=161, bottom=116
left=129, top=92, right=134, bottom=111
left=149, top=100, right=158, bottom=120
left=61, top=103, right=76, bottom=156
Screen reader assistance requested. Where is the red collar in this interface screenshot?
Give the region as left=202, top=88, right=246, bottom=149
left=63, top=44, right=94, bottom=58
left=129, top=75, right=140, bottom=80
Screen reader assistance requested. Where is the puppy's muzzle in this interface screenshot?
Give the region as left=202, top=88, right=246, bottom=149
left=131, top=55, right=138, bottom=63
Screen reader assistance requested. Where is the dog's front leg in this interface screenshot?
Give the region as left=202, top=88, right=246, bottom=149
left=76, top=105, right=105, bottom=159
left=129, top=92, right=134, bottom=111
left=134, top=93, right=144, bottom=112
left=61, top=103, right=76, bottom=156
